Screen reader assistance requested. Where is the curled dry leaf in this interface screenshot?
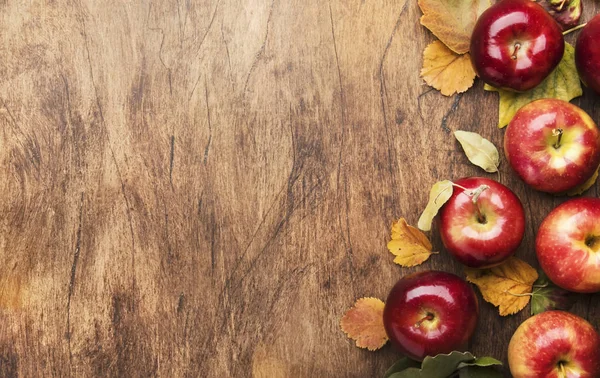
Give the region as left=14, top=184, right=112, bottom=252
left=536, top=0, right=582, bottom=30
left=418, top=0, right=491, bottom=54
left=565, top=164, right=599, bottom=196
left=340, top=297, right=387, bottom=351
left=421, top=41, right=476, bottom=96
left=418, top=180, right=453, bottom=231
left=387, top=218, right=435, bottom=267
left=485, top=43, right=582, bottom=128
left=454, top=130, right=499, bottom=173
left=465, top=257, right=539, bottom=316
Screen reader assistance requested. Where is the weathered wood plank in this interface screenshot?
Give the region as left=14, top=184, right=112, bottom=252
left=0, top=0, right=598, bottom=377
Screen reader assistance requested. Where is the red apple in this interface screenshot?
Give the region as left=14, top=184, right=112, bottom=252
left=508, top=311, right=600, bottom=378
left=504, top=99, right=600, bottom=194
left=536, top=197, right=600, bottom=293
left=438, top=177, right=525, bottom=268
left=470, top=0, right=565, bottom=92
left=383, top=271, right=478, bottom=361
left=576, top=14, right=600, bottom=94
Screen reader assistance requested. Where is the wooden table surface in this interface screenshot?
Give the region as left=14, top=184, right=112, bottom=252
left=1, top=1, right=599, bottom=377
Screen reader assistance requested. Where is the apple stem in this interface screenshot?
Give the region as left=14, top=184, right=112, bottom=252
left=557, top=0, right=567, bottom=11
left=414, top=313, right=434, bottom=328
left=563, top=23, right=587, bottom=36
left=553, top=128, right=563, bottom=149
left=558, top=361, right=567, bottom=377
left=452, top=184, right=490, bottom=223
left=511, top=43, right=521, bottom=60
left=471, top=185, right=489, bottom=224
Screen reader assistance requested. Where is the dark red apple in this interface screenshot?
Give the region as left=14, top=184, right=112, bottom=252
left=508, top=311, right=600, bottom=377
left=470, top=0, right=565, bottom=92
left=536, top=197, right=600, bottom=293
left=383, top=271, right=479, bottom=361
left=576, top=14, right=600, bottom=94
left=504, top=99, right=600, bottom=194
left=438, top=177, right=525, bottom=268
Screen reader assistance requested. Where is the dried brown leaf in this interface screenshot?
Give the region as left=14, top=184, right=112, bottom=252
left=340, top=297, right=387, bottom=351
left=421, top=41, right=476, bottom=96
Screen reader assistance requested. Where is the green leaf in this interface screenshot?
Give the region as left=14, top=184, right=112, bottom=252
left=530, top=271, right=576, bottom=315
left=459, top=366, right=504, bottom=378
left=389, top=351, right=475, bottom=378
left=457, top=356, right=502, bottom=368
left=486, top=43, right=582, bottom=128
left=454, top=130, right=500, bottom=173
left=384, top=357, right=420, bottom=378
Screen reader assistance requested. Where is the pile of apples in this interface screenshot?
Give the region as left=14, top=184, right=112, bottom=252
left=383, top=0, right=600, bottom=376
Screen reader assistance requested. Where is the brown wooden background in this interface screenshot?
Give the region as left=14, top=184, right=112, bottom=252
left=0, top=0, right=599, bottom=377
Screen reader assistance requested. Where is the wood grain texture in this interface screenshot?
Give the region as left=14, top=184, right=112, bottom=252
left=0, top=0, right=598, bottom=377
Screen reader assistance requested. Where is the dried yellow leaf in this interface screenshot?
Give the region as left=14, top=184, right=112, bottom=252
left=486, top=43, right=582, bottom=128
left=421, top=41, right=476, bottom=96
left=387, top=218, right=434, bottom=267
left=465, top=257, right=539, bottom=316
left=418, top=180, right=453, bottom=231
left=566, top=164, right=599, bottom=196
left=454, top=130, right=499, bottom=173
left=419, top=0, right=491, bottom=54
left=340, top=297, right=387, bottom=351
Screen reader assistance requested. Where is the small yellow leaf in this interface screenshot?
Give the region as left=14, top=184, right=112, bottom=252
left=419, top=0, right=491, bottom=54
left=486, top=43, right=582, bottom=128
left=418, top=180, right=453, bottom=231
left=454, top=130, right=499, bottom=173
left=421, top=41, right=476, bottom=96
left=465, top=257, right=539, bottom=316
left=387, top=218, right=434, bottom=267
left=340, top=297, right=387, bottom=351
left=566, top=164, right=599, bottom=196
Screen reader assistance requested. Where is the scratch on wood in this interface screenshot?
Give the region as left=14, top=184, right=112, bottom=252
left=189, top=0, right=221, bottom=100
left=243, top=0, right=276, bottom=95
left=81, top=16, right=137, bottom=301
left=210, top=219, right=216, bottom=272
left=204, top=78, right=212, bottom=165
left=329, top=0, right=354, bottom=279
left=169, top=135, right=175, bottom=186
left=440, top=93, right=463, bottom=133
left=177, top=293, right=185, bottom=313
left=379, top=2, right=407, bottom=174
left=164, top=203, right=173, bottom=262
left=66, top=192, right=84, bottom=358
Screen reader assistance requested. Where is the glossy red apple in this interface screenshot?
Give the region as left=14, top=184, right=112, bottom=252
left=438, top=177, right=525, bottom=268
left=470, top=0, right=565, bottom=92
left=383, top=271, right=478, bottom=361
left=536, top=197, right=600, bottom=293
left=504, top=99, right=600, bottom=194
left=576, top=14, right=600, bottom=94
left=508, top=311, right=600, bottom=377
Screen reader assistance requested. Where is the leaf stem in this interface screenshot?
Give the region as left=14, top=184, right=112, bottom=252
left=563, top=23, right=587, bottom=36
left=504, top=290, right=533, bottom=297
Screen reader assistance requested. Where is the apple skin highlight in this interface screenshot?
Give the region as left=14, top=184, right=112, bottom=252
left=536, top=197, right=600, bottom=293
left=383, top=271, right=478, bottom=361
left=439, top=177, right=525, bottom=268
left=504, top=99, right=600, bottom=194
left=508, top=311, right=600, bottom=378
